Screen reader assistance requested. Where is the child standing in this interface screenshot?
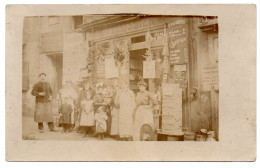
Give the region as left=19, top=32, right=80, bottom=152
left=94, top=106, right=108, bottom=140
left=80, top=92, right=95, bottom=138
left=58, top=97, right=73, bottom=132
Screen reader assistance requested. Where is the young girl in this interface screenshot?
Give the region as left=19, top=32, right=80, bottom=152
left=80, top=92, right=95, bottom=138
left=59, top=97, right=73, bottom=133
left=94, top=106, right=108, bottom=140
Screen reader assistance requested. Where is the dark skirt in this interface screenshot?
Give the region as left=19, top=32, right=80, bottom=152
left=60, top=113, right=71, bottom=124
left=34, top=102, right=53, bottom=122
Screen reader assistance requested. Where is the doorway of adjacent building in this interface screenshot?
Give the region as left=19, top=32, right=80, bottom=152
left=47, top=53, right=63, bottom=98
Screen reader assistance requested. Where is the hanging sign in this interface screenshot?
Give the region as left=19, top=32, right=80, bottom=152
left=143, top=61, right=156, bottom=78
left=105, top=57, right=119, bottom=78
left=167, top=18, right=189, bottom=65
left=96, top=62, right=105, bottom=78
left=162, top=84, right=183, bottom=134
left=173, top=64, right=187, bottom=71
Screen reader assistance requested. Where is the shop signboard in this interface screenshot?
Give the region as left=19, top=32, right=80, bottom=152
left=173, top=64, right=187, bottom=72
left=143, top=61, right=156, bottom=78
left=105, top=57, right=119, bottom=78
left=201, top=64, right=219, bottom=91
left=162, top=84, right=183, bottom=134
left=167, top=18, right=189, bottom=65
left=88, top=17, right=166, bottom=41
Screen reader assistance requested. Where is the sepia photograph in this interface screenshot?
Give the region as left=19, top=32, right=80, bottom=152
left=22, top=15, right=219, bottom=141
left=5, top=4, right=256, bottom=161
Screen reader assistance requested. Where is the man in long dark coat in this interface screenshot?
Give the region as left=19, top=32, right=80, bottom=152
left=31, top=73, right=56, bottom=133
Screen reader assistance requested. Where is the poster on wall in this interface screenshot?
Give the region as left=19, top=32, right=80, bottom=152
left=201, top=64, right=219, bottom=91
left=105, top=57, right=119, bottom=78
left=162, top=83, right=183, bottom=135
left=143, top=61, right=155, bottom=78
left=96, top=62, right=105, bottom=78
left=167, top=18, right=189, bottom=65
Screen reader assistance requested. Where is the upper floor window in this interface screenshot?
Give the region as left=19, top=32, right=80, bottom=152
left=131, top=35, right=146, bottom=44
left=73, top=16, right=83, bottom=29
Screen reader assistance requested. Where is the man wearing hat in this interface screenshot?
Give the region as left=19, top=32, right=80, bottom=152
left=31, top=73, right=56, bottom=133
left=133, top=80, right=157, bottom=141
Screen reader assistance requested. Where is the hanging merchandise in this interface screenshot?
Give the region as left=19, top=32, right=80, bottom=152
left=94, top=43, right=105, bottom=78
left=113, top=40, right=129, bottom=68
left=161, top=24, right=170, bottom=74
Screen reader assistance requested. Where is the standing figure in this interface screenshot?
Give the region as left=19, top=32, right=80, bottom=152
left=103, top=85, right=114, bottom=135
left=94, top=106, right=108, bottom=140
left=60, top=80, right=78, bottom=131
left=58, top=97, right=73, bottom=132
left=31, top=73, right=56, bottom=133
left=117, top=82, right=136, bottom=141
left=110, top=86, right=120, bottom=138
left=93, top=84, right=110, bottom=114
left=80, top=91, right=95, bottom=138
left=77, top=80, right=95, bottom=132
left=133, top=81, right=157, bottom=141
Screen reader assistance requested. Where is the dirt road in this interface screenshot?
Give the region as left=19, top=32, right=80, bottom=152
left=22, top=116, right=116, bottom=141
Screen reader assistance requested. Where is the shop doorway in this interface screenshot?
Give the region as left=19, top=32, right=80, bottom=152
left=129, top=49, right=148, bottom=93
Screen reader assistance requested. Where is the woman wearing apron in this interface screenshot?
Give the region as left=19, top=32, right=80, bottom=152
left=133, top=80, right=157, bottom=141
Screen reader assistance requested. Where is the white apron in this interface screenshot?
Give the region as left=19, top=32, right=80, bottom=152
left=110, top=107, right=119, bottom=135
left=80, top=100, right=94, bottom=126
left=133, top=105, right=154, bottom=141
left=118, top=90, right=136, bottom=138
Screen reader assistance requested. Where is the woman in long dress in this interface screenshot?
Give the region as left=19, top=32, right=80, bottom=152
left=117, top=82, right=136, bottom=141
left=133, top=80, right=157, bottom=141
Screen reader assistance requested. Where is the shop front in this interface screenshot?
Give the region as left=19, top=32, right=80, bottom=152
left=76, top=15, right=218, bottom=141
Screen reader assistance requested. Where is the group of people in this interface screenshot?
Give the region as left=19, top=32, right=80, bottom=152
left=31, top=73, right=159, bottom=141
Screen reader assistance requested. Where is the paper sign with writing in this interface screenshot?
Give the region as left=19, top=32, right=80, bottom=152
left=143, top=61, right=155, bottom=78
left=174, top=64, right=187, bottom=71
left=201, top=64, right=219, bottom=91
left=105, top=57, right=119, bottom=78
left=162, top=83, right=183, bottom=134
left=167, top=18, right=189, bottom=65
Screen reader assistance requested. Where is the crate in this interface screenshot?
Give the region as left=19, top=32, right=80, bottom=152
left=162, top=123, right=174, bottom=130
left=167, top=135, right=184, bottom=141
left=161, top=129, right=183, bottom=135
